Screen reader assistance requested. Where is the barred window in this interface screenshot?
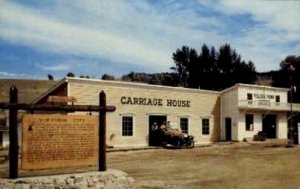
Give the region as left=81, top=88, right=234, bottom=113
left=202, top=118, right=210, bottom=135
left=180, top=118, right=189, bottom=134
left=122, top=116, right=133, bottom=136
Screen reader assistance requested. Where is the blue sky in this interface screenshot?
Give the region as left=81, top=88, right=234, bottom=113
left=1, top=0, right=300, bottom=80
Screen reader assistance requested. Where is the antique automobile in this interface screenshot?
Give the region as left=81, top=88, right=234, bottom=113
left=152, top=122, right=195, bottom=148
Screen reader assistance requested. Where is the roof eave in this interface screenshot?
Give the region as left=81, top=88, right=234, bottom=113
left=31, top=77, right=68, bottom=104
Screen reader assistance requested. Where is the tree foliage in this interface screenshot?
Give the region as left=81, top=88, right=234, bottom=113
left=79, top=75, right=90, bottom=79
left=101, top=74, right=115, bottom=80
left=171, top=46, right=197, bottom=87
left=272, top=55, right=300, bottom=102
left=66, top=72, right=75, bottom=77
left=121, top=72, right=179, bottom=86
left=171, top=44, right=256, bottom=90
left=47, top=74, right=54, bottom=80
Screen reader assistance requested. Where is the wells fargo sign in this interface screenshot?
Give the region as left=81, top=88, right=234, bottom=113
left=120, top=96, right=191, bottom=107
left=22, top=114, right=98, bottom=170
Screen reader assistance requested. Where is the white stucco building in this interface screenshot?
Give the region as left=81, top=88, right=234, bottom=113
left=221, top=84, right=299, bottom=141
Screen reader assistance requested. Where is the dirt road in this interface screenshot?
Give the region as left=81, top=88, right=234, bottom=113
left=1, top=143, right=300, bottom=188
left=107, top=143, right=300, bottom=189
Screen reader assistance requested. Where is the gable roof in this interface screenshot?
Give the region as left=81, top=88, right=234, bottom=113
left=0, top=79, right=57, bottom=103
left=33, top=77, right=223, bottom=104
left=221, top=83, right=289, bottom=94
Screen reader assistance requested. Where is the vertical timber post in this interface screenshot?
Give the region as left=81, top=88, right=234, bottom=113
left=99, top=91, right=106, bottom=171
left=9, top=86, right=18, bottom=179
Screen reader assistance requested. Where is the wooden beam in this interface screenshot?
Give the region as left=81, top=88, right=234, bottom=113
left=47, top=96, right=77, bottom=103
left=0, top=103, right=116, bottom=112
left=9, top=86, right=18, bottom=179
left=99, top=91, right=106, bottom=171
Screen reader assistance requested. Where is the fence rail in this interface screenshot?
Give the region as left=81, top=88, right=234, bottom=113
left=0, top=103, right=115, bottom=112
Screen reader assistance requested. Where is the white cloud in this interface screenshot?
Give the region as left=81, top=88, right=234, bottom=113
left=0, top=0, right=225, bottom=73
left=0, top=71, right=28, bottom=78
left=36, top=63, right=71, bottom=71
left=0, top=1, right=171, bottom=71
left=0, top=71, right=18, bottom=77
left=0, top=0, right=299, bottom=74
left=206, top=1, right=300, bottom=71
left=217, top=1, right=300, bottom=33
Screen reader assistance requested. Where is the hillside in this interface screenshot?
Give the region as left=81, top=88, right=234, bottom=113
left=0, top=79, right=58, bottom=103
left=0, top=72, right=275, bottom=104
left=255, top=71, right=275, bottom=86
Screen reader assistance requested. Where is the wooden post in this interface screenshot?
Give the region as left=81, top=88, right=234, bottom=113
left=9, top=86, right=18, bottom=179
left=99, top=91, right=106, bottom=171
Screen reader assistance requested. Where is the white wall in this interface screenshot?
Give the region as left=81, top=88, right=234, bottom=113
left=222, top=84, right=289, bottom=141
left=67, top=78, right=220, bottom=147
left=238, top=85, right=288, bottom=140
left=277, top=114, right=288, bottom=139
left=221, top=87, right=239, bottom=141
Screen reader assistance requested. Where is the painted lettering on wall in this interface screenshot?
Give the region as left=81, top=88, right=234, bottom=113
left=120, top=96, right=191, bottom=107
left=253, top=93, right=275, bottom=100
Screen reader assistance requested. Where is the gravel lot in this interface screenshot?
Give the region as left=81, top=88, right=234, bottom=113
left=107, top=142, right=300, bottom=189
left=1, top=142, right=300, bottom=189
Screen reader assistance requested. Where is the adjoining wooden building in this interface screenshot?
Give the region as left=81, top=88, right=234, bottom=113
left=32, top=77, right=300, bottom=148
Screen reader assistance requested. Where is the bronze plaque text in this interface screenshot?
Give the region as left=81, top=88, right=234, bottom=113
left=22, top=114, right=98, bottom=170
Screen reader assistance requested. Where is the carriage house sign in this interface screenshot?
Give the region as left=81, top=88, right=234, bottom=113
left=120, top=96, right=191, bottom=108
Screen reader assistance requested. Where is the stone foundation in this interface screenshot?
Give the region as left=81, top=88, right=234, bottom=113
left=0, top=169, right=134, bottom=189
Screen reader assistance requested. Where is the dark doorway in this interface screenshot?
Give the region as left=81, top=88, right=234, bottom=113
left=0, top=132, right=2, bottom=147
left=149, top=115, right=167, bottom=146
left=262, top=114, right=277, bottom=138
left=225, top=118, right=232, bottom=141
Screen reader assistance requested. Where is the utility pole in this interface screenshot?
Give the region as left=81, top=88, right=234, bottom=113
left=288, top=64, right=296, bottom=147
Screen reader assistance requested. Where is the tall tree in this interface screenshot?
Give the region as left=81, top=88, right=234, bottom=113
left=171, top=43, right=256, bottom=90
left=217, top=44, right=237, bottom=89
left=199, top=44, right=212, bottom=89
left=209, top=46, right=219, bottom=90
left=273, top=55, right=300, bottom=102
left=216, top=44, right=256, bottom=89
left=171, top=46, right=198, bottom=87
left=234, top=60, right=256, bottom=84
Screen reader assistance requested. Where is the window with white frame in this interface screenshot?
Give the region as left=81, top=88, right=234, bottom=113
left=202, top=118, right=210, bottom=135
left=180, top=118, right=189, bottom=134
left=122, top=116, right=133, bottom=136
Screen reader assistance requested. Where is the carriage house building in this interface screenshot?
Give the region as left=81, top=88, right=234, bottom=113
left=32, top=77, right=300, bottom=148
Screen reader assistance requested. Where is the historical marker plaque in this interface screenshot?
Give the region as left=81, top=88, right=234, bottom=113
left=22, top=114, right=98, bottom=170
